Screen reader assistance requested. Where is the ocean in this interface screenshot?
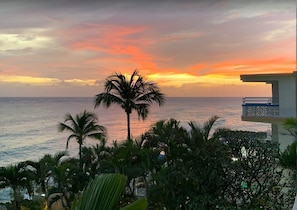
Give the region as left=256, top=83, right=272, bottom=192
left=0, top=97, right=271, bottom=168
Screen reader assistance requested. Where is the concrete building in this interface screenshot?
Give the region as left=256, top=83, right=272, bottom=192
left=240, top=71, right=297, bottom=151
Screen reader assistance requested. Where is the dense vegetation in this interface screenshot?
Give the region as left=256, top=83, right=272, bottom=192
left=0, top=116, right=295, bottom=209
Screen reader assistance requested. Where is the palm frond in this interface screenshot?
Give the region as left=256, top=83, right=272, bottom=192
left=283, top=118, right=297, bottom=137
left=188, top=121, right=204, bottom=143
left=72, top=173, right=126, bottom=210
left=58, top=121, right=76, bottom=133
left=71, top=173, right=147, bottom=210
left=203, top=116, right=220, bottom=140
left=135, top=103, right=150, bottom=120
left=66, top=134, right=78, bottom=149
left=94, top=92, right=124, bottom=108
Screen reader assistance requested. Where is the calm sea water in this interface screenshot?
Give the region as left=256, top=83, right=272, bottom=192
left=0, top=97, right=271, bottom=168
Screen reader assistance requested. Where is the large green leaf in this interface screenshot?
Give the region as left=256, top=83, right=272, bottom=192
left=72, top=173, right=125, bottom=210
left=71, top=173, right=147, bottom=210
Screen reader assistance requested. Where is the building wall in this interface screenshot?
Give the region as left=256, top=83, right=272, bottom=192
left=274, top=76, right=296, bottom=150
left=271, top=81, right=279, bottom=104
left=278, top=76, right=297, bottom=118
left=271, top=123, right=279, bottom=143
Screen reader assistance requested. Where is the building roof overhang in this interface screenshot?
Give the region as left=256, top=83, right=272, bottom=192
left=240, top=71, right=297, bottom=83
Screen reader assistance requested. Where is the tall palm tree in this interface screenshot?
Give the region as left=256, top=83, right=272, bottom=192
left=58, top=110, right=106, bottom=167
left=94, top=70, right=165, bottom=140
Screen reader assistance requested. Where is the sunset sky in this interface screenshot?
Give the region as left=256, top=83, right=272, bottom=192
left=0, top=0, right=295, bottom=97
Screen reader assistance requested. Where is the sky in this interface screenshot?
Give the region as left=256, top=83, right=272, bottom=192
left=0, top=0, right=295, bottom=97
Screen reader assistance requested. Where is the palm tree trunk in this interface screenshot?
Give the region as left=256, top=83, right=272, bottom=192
left=127, top=112, right=131, bottom=140
left=41, top=180, right=46, bottom=194
left=79, top=144, right=82, bottom=169
left=13, top=187, right=20, bottom=210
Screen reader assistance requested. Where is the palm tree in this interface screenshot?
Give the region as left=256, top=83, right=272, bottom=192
left=188, top=115, right=220, bottom=145
left=94, top=70, right=165, bottom=140
left=144, top=117, right=231, bottom=209
left=141, top=118, right=189, bottom=164
left=47, top=157, right=80, bottom=210
left=58, top=110, right=106, bottom=167
left=25, top=151, right=68, bottom=195
left=0, top=163, right=34, bottom=210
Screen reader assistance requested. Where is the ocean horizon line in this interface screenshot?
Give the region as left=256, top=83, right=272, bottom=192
left=0, top=96, right=245, bottom=98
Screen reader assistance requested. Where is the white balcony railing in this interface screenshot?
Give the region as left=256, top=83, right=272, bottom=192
left=242, top=97, right=279, bottom=117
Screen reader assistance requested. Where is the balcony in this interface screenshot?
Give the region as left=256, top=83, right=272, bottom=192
left=242, top=97, right=279, bottom=122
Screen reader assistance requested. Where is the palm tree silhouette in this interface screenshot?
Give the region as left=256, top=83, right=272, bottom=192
left=25, top=151, right=68, bottom=195
left=0, top=163, right=34, bottom=210
left=58, top=110, right=106, bottom=167
left=94, top=70, right=165, bottom=140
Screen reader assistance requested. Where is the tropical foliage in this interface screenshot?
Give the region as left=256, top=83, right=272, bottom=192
left=143, top=117, right=229, bottom=209
left=1, top=112, right=296, bottom=209
left=142, top=119, right=294, bottom=209
left=283, top=118, right=297, bottom=137
left=281, top=117, right=297, bottom=169
left=219, top=130, right=294, bottom=209
left=94, top=70, right=165, bottom=140
left=279, top=141, right=296, bottom=169
left=0, top=163, right=34, bottom=210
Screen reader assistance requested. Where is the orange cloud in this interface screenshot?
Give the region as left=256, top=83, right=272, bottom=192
left=185, top=57, right=295, bottom=78
left=65, top=24, right=158, bottom=71
left=213, top=57, right=295, bottom=75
